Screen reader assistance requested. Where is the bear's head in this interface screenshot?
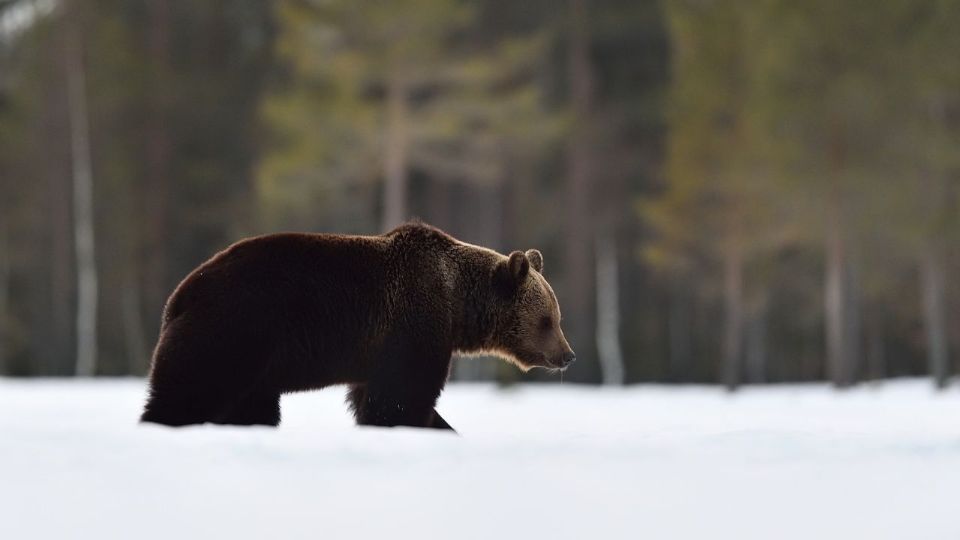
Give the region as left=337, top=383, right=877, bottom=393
left=491, top=249, right=576, bottom=372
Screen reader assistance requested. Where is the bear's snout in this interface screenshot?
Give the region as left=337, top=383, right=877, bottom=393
left=560, top=351, right=576, bottom=368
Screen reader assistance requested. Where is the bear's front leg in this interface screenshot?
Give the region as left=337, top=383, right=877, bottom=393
left=347, top=382, right=440, bottom=428
left=347, top=342, right=453, bottom=429
left=347, top=385, right=455, bottom=431
left=428, top=409, right=456, bottom=432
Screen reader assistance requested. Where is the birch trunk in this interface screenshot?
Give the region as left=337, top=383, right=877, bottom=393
left=844, top=260, right=862, bottom=384
left=64, top=8, right=98, bottom=377
left=824, top=217, right=848, bottom=387
left=921, top=249, right=949, bottom=389
left=595, top=234, right=624, bottom=385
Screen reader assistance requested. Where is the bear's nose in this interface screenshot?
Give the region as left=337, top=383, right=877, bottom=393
left=561, top=352, right=576, bottom=366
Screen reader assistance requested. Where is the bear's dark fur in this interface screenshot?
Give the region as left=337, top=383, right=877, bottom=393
left=140, top=222, right=575, bottom=431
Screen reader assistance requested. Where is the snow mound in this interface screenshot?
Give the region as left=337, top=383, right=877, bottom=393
left=1, top=379, right=958, bottom=539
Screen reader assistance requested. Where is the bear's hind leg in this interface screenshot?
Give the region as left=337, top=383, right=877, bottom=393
left=141, top=314, right=276, bottom=427
left=215, top=391, right=281, bottom=426
left=345, top=384, right=366, bottom=418
left=141, top=389, right=223, bottom=427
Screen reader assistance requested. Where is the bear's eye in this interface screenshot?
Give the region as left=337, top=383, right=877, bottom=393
left=539, top=316, right=553, bottom=331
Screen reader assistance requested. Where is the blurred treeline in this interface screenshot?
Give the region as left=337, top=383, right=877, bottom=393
left=0, top=0, right=957, bottom=388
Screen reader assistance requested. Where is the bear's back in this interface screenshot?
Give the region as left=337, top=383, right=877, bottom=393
left=163, top=232, right=393, bottom=326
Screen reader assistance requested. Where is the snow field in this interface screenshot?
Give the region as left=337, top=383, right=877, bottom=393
left=1, top=378, right=958, bottom=539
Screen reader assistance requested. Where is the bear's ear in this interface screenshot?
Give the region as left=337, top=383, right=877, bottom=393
left=525, top=249, right=543, bottom=272
left=494, top=251, right=530, bottom=293
left=495, top=250, right=529, bottom=291
left=507, top=251, right=530, bottom=281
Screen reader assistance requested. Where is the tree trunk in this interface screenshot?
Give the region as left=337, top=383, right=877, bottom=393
left=46, top=170, right=73, bottom=376
left=498, top=148, right=518, bottom=253
left=921, top=248, right=949, bottom=389
left=745, top=308, right=766, bottom=384
left=45, top=87, right=73, bottom=375
left=668, top=278, right=691, bottom=382
left=721, top=244, right=744, bottom=390
left=563, top=0, right=596, bottom=378
left=144, top=0, right=172, bottom=332
left=866, top=312, right=885, bottom=383
left=844, top=259, right=862, bottom=384
left=381, top=67, right=410, bottom=231
left=428, top=177, right=453, bottom=233
left=64, top=7, right=98, bottom=377
left=824, top=217, right=848, bottom=387
left=595, top=233, right=624, bottom=385
left=0, top=223, right=9, bottom=374
left=122, top=270, right=149, bottom=375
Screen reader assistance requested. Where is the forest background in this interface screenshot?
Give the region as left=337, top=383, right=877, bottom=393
left=1, top=0, right=958, bottom=390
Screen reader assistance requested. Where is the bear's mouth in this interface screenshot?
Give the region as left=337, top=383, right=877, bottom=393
left=543, top=353, right=575, bottom=370
left=549, top=351, right=576, bottom=370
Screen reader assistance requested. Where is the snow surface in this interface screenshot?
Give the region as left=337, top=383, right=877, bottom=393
left=1, top=378, right=959, bottom=540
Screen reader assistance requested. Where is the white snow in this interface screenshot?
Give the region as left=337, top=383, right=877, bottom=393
left=1, top=378, right=958, bottom=539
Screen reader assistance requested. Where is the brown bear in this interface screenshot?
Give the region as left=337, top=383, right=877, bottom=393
left=140, top=221, right=575, bottom=431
